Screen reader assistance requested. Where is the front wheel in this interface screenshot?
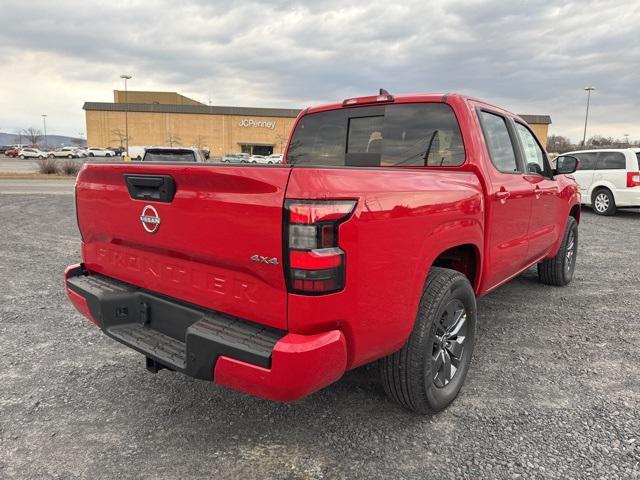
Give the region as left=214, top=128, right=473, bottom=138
left=592, top=189, right=616, bottom=216
left=380, top=267, right=477, bottom=414
left=49, top=154, right=55, bottom=158
left=537, top=216, right=578, bottom=286
left=105, top=153, right=111, bottom=157
left=68, top=154, right=74, bottom=159
left=19, top=155, right=25, bottom=159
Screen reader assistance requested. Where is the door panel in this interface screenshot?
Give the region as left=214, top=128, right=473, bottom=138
left=525, top=175, right=560, bottom=260
left=476, top=110, right=533, bottom=291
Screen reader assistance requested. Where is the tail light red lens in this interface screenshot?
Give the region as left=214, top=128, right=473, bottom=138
left=285, top=200, right=356, bottom=294
left=627, top=172, right=640, bottom=188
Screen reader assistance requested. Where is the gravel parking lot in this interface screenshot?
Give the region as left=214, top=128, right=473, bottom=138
left=0, top=194, right=638, bottom=479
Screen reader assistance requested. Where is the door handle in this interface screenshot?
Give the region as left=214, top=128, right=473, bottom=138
left=534, top=185, right=542, bottom=199
left=495, top=189, right=510, bottom=201
left=124, top=174, right=176, bottom=202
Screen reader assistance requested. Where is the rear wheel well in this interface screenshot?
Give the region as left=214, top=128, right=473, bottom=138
left=431, top=244, right=479, bottom=290
left=591, top=186, right=612, bottom=202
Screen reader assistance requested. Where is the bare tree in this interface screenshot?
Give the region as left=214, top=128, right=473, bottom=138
left=275, top=133, right=289, bottom=153
left=22, top=127, right=42, bottom=146
left=111, top=128, right=131, bottom=149
left=547, top=134, right=572, bottom=153
left=166, top=134, right=182, bottom=147
left=192, top=134, right=207, bottom=150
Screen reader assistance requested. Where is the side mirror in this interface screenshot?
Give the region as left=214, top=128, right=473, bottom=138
left=554, top=155, right=579, bottom=175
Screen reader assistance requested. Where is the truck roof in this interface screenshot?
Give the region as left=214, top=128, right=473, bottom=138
left=303, top=92, right=531, bottom=127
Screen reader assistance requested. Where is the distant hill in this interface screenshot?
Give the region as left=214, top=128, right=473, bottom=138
left=0, top=132, right=85, bottom=148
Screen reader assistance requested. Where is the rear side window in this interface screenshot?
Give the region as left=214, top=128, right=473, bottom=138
left=596, top=152, right=626, bottom=170
left=575, top=152, right=598, bottom=170
left=478, top=111, right=519, bottom=173
left=287, top=103, right=465, bottom=167
left=636, top=152, right=640, bottom=168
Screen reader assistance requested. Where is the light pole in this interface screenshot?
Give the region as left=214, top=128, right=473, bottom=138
left=120, top=74, right=132, bottom=154
left=582, top=86, right=595, bottom=146
left=41, top=114, right=48, bottom=148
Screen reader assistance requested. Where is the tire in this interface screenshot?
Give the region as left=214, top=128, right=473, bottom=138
left=592, top=188, right=616, bottom=216
left=537, top=216, right=578, bottom=286
left=19, top=155, right=25, bottom=159
left=68, top=154, right=73, bottom=159
left=49, top=154, right=55, bottom=158
left=380, top=267, right=477, bottom=414
left=89, top=153, right=94, bottom=157
left=105, top=153, right=111, bottom=157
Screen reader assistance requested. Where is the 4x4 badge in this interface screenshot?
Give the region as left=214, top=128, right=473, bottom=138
left=250, top=255, right=279, bottom=265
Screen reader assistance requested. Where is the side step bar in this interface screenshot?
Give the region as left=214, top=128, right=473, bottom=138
left=66, top=268, right=287, bottom=380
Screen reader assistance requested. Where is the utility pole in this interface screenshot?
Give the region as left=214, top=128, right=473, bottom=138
left=582, top=86, right=595, bottom=146
left=41, top=114, right=48, bottom=148
left=120, top=74, right=132, bottom=154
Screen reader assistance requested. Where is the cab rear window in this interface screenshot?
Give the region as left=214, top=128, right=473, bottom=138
left=287, top=103, right=465, bottom=167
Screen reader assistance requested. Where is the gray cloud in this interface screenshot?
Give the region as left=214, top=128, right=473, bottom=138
left=0, top=0, right=638, bottom=141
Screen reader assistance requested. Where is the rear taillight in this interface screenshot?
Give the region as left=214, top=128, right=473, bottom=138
left=627, top=172, right=640, bottom=188
left=285, top=200, right=356, bottom=294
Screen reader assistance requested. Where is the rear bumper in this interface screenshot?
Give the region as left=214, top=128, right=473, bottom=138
left=64, top=264, right=347, bottom=402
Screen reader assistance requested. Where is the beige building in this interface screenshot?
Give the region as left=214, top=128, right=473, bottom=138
left=84, top=91, right=551, bottom=155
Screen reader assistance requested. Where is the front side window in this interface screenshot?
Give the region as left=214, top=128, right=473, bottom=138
left=514, top=123, right=546, bottom=175
left=596, top=152, right=626, bottom=170
left=478, top=111, right=519, bottom=173
left=287, top=103, right=465, bottom=167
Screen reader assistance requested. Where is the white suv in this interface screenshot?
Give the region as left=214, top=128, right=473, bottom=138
left=560, top=148, right=640, bottom=215
left=86, top=147, right=116, bottom=157
left=18, top=148, right=48, bottom=159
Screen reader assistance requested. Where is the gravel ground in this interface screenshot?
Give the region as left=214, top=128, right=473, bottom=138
left=0, top=194, right=638, bottom=479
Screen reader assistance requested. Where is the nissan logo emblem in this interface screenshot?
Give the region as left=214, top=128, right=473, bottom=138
left=140, top=205, right=161, bottom=234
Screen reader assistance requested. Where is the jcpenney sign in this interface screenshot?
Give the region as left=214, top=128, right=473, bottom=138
left=238, top=119, right=276, bottom=129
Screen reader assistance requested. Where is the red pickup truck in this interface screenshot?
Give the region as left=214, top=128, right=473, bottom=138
left=65, top=92, right=580, bottom=413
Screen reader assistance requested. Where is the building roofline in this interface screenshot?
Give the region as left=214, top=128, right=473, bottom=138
left=83, top=102, right=302, bottom=118
left=518, top=114, right=552, bottom=125
left=83, top=101, right=552, bottom=125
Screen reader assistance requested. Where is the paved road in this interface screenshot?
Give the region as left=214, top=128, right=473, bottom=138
left=0, top=156, right=39, bottom=174
left=0, top=196, right=638, bottom=479
left=0, top=179, right=75, bottom=194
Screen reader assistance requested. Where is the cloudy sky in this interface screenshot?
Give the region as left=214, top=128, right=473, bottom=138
left=0, top=0, right=638, bottom=142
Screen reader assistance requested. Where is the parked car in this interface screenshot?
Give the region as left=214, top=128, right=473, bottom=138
left=141, top=146, right=205, bottom=162
left=1, top=145, right=14, bottom=154
left=49, top=147, right=79, bottom=159
left=74, top=148, right=89, bottom=158
left=249, top=155, right=268, bottom=163
left=18, top=148, right=49, bottom=159
left=266, top=154, right=283, bottom=164
left=64, top=92, right=580, bottom=414
left=559, top=148, right=640, bottom=215
left=4, top=147, right=20, bottom=158
left=86, top=147, right=116, bottom=157
left=126, top=146, right=148, bottom=161
left=221, top=153, right=251, bottom=163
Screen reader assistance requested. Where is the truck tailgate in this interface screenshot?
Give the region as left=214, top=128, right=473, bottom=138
left=76, top=163, right=291, bottom=330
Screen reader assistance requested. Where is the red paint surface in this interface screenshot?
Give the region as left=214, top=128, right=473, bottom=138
left=67, top=93, right=580, bottom=401
left=214, top=330, right=347, bottom=401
